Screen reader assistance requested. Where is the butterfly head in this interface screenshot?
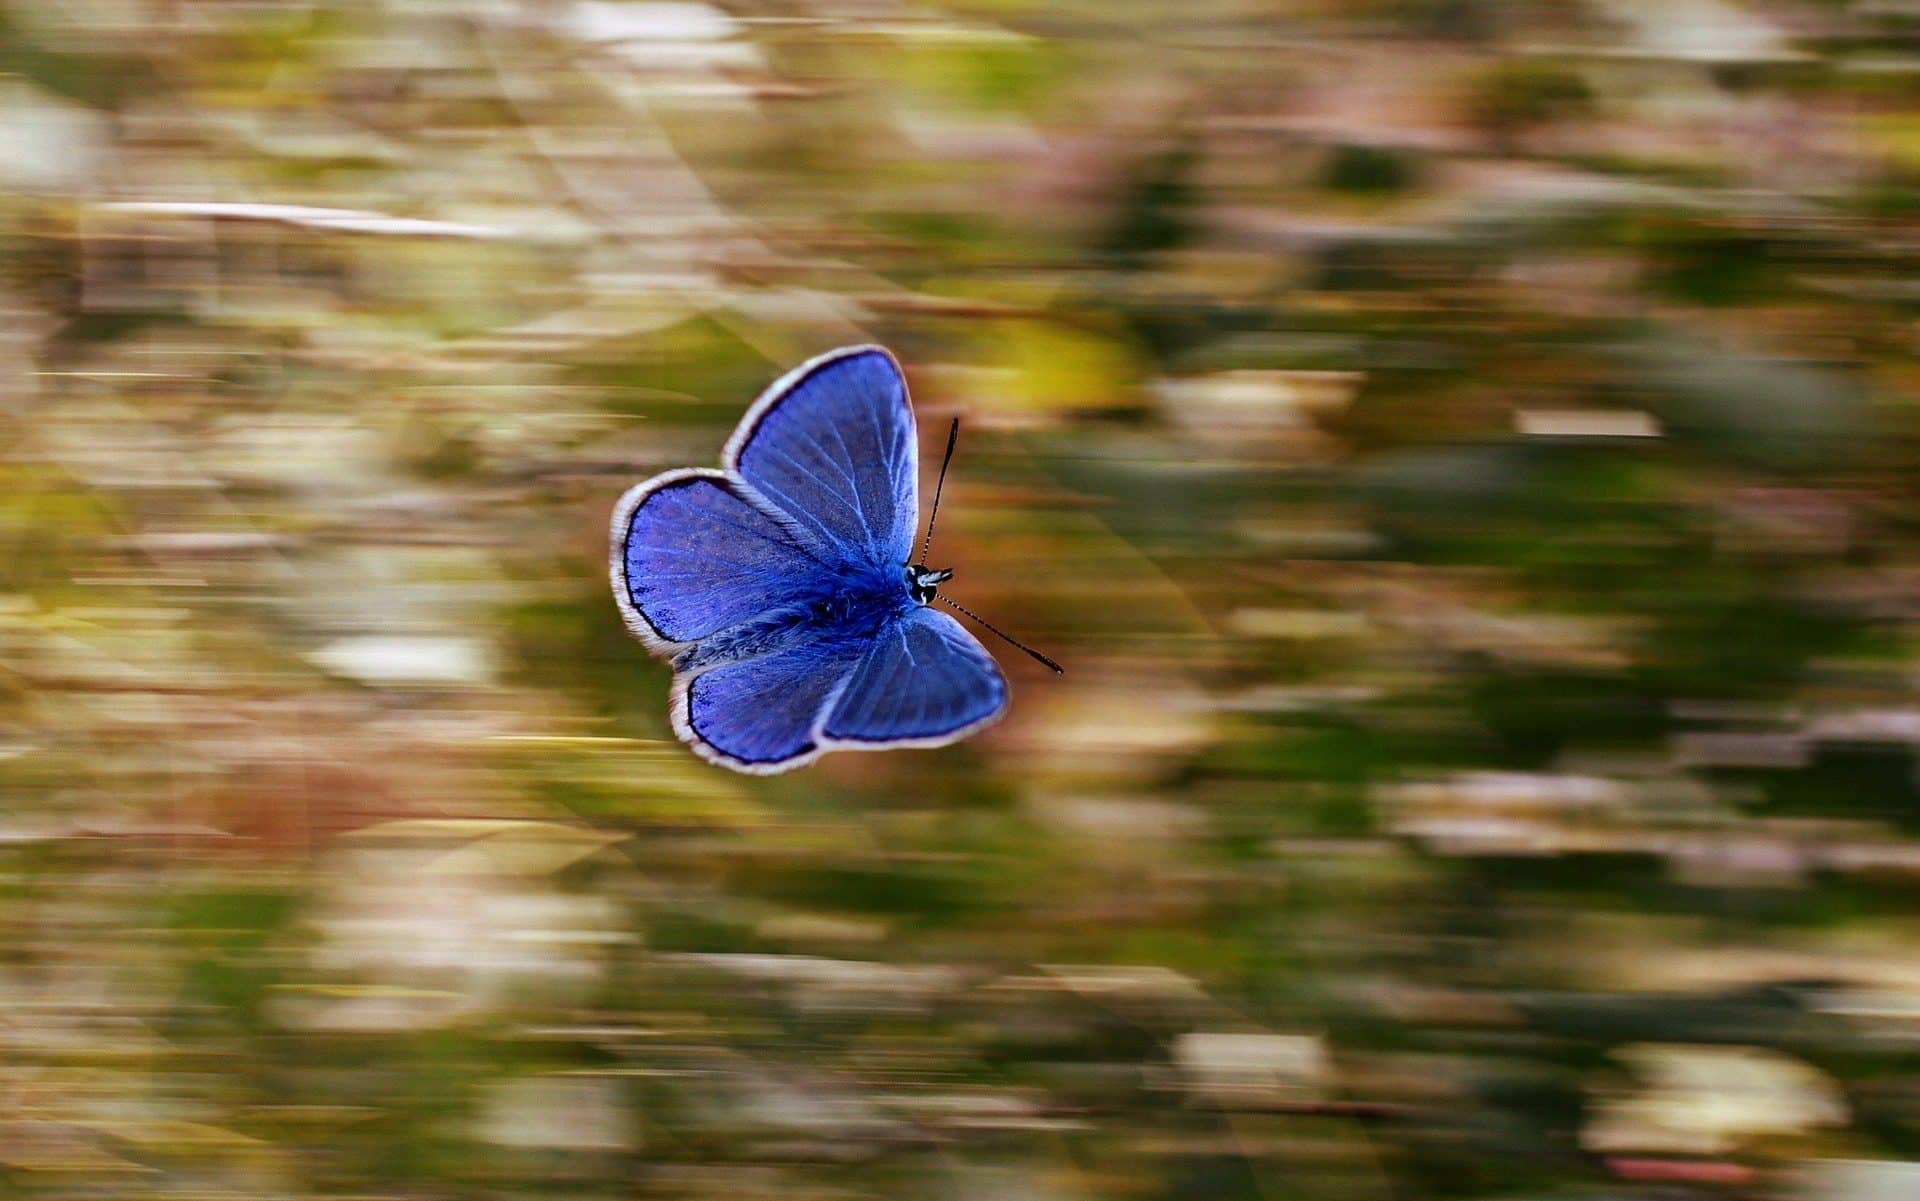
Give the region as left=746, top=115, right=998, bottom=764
left=906, top=564, right=953, bottom=605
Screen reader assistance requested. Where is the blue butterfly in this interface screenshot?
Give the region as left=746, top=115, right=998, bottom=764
left=610, top=345, right=1060, bottom=774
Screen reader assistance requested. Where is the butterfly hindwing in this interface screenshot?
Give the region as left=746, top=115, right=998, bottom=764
left=726, top=346, right=919, bottom=572
left=676, top=640, right=864, bottom=772
left=612, top=470, right=827, bottom=649
left=823, top=607, right=1008, bottom=746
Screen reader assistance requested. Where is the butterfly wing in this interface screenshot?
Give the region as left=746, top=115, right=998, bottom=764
left=724, top=345, right=919, bottom=572
left=673, top=638, right=866, bottom=773
left=678, top=607, right=1008, bottom=772
left=821, top=606, right=1008, bottom=749
left=610, top=468, right=829, bottom=652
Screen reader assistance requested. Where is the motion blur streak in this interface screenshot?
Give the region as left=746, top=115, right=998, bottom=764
left=0, top=1, right=1916, bottom=1198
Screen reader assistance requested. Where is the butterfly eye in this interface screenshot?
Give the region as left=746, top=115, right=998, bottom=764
left=907, top=565, right=952, bottom=604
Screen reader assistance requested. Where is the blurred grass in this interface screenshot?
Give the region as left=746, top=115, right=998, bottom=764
left=4, top=1, right=1920, bottom=1199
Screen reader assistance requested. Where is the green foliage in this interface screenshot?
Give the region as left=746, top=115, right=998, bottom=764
left=1321, top=143, right=1424, bottom=195
left=1467, top=60, right=1594, bottom=142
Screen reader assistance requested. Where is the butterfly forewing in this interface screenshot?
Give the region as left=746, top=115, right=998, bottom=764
left=614, top=471, right=825, bottom=648
left=727, top=347, right=919, bottom=572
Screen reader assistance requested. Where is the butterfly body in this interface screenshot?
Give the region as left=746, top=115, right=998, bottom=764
left=670, top=575, right=906, bottom=674
left=610, top=345, right=1013, bottom=774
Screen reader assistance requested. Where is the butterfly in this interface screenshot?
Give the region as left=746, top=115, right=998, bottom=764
left=610, top=345, right=1060, bottom=774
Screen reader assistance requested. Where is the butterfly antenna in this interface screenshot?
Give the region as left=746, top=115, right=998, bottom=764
left=938, top=596, right=1064, bottom=674
left=918, top=417, right=960, bottom=565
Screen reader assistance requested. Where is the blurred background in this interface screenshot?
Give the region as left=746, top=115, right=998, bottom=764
left=7, top=0, right=1920, bottom=1197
